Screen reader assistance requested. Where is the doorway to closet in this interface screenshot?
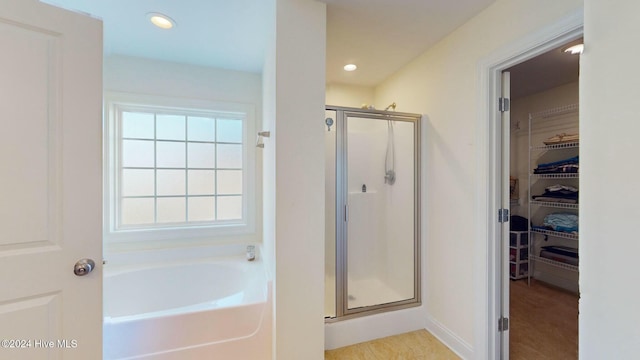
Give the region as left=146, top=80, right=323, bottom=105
left=505, top=38, right=581, bottom=359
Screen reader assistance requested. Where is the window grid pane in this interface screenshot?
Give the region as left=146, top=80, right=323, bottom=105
left=117, top=108, right=245, bottom=228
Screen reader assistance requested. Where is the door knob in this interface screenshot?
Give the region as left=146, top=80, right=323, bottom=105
left=74, top=258, right=95, bottom=276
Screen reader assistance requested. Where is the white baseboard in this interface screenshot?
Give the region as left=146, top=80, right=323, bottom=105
left=324, top=305, right=427, bottom=350
left=425, top=315, right=474, bottom=359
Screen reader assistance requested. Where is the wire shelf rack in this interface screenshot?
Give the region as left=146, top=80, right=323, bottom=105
left=529, top=200, right=578, bottom=210
left=530, top=255, right=578, bottom=272
left=529, top=103, right=579, bottom=120
left=531, top=228, right=579, bottom=240
left=531, top=142, right=579, bottom=151
left=530, top=173, right=579, bottom=179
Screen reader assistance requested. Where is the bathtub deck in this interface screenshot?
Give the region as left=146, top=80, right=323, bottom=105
left=324, top=329, right=459, bottom=359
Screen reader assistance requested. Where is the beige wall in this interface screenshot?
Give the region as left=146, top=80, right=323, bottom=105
left=326, top=83, right=374, bottom=108
left=374, top=0, right=582, bottom=355
left=580, top=0, right=640, bottom=357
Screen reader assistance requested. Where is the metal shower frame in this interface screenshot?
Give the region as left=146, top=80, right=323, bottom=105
left=326, top=105, right=422, bottom=321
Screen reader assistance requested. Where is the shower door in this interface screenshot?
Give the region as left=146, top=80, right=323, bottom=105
left=326, top=106, right=420, bottom=319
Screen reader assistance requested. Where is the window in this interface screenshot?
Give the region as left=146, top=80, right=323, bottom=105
left=105, top=93, right=255, bottom=242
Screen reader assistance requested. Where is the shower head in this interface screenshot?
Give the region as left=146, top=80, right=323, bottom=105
left=384, top=102, right=397, bottom=111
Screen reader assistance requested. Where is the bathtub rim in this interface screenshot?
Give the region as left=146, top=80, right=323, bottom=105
left=103, top=255, right=267, bottom=322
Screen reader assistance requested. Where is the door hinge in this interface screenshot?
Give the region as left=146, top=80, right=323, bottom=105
left=498, top=208, right=509, bottom=223
left=498, top=97, right=510, bottom=112
left=498, top=317, right=509, bottom=332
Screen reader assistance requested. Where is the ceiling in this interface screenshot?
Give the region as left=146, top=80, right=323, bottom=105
left=43, top=0, right=577, bottom=95
left=324, top=0, right=496, bottom=86
left=508, top=39, right=581, bottom=99
left=42, top=0, right=272, bottom=73
left=44, top=0, right=497, bottom=87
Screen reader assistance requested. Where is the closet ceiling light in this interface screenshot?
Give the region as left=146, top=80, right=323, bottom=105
left=148, top=13, right=175, bottom=29
left=563, top=44, right=584, bottom=55
left=343, top=64, right=357, bottom=72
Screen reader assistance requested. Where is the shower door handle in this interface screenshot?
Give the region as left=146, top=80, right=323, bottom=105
left=74, top=258, right=95, bottom=276
left=344, top=204, right=348, bottom=222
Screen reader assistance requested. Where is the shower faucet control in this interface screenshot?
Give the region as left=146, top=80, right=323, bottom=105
left=385, top=170, right=396, bottom=185
left=325, top=117, right=334, bottom=131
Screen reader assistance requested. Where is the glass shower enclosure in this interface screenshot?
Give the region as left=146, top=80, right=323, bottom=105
left=325, top=106, right=421, bottom=320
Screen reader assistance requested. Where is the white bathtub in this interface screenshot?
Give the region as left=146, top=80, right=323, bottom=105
left=103, top=257, right=272, bottom=360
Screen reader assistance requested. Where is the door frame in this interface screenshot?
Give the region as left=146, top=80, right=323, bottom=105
left=475, top=10, right=583, bottom=360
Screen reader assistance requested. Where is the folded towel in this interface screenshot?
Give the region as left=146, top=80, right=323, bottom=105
left=536, top=156, right=579, bottom=169
left=543, top=213, right=579, bottom=233
left=546, top=184, right=578, bottom=192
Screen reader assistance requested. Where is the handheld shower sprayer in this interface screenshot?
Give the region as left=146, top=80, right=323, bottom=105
left=384, top=118, right=396, bottom=185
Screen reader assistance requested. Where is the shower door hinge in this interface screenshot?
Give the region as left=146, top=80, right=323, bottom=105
left=498, top=208, right=509, bottom=223
left=498, top=97, right=510, bottom=112
left=498, top=317, right=509, bottom=332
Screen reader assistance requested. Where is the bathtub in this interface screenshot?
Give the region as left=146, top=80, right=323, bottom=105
left=103, top=257, right=272, bottom=360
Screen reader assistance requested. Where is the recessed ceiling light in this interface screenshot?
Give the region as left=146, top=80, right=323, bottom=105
left=563, top=44, right=584, bottom=55
left=148, top=12, right=175, bottom=30
left=343, top=64, right=357, bottom=72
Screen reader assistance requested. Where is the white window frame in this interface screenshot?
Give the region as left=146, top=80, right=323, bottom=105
left=104, top=92, right=256, bottom=243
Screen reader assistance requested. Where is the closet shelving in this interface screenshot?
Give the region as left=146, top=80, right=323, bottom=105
left=530, top=228, right=579, bottom=241
left=529, top=201, right=578, bottom=210
left=527, top=103, right=579, bottom=283
left=531, top=173, right=579, bottom=179
left=528, top=255, right=578, bottom=272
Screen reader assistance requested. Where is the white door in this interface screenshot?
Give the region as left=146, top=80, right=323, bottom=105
left=500, top=71, right=511, bottom=359
left=0, top=1, right=103, bottom=359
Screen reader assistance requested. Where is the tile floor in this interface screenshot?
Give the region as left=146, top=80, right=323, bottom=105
left=324, top=329, right=460, bottom=360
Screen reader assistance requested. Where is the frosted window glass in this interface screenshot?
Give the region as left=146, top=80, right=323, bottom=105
left=217, top=144, right=242, bottom=169
left=188, top=196, right=215, bottom=222
left=188, top=116, right=215, bottom=142
left=188, top=170, right=215, bottom=195
left=122, top=140, right=154, bottom=168
left=157, top=169, right=185, bottom=196
left=121, top=198, right=154, bottom=225
left=157, top=197, right=185, bottom=223
left=157, top=114, right=185, bottom=140
left=217, top=196, right=242, bottom=220
left=188, top=143, right=215, bottom=168
left=122, top=112, right=154, bottom=139
left=157, top=141, right=185, bottom=168
left=115, top=105, right=250, bottom=230
left=217, top=170, right=242, bottom=194
left=122, top=169, right=154, bottom=196
left=217, top=119, right=242, bottom=143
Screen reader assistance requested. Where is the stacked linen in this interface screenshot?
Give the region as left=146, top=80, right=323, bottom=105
left=532, top=213, right=579, bottom=234
left=534, top=155, right=579, bottom=174
left=540, top=245, right=578, bottom=266
left=532, top=184, right=578, bottom=204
